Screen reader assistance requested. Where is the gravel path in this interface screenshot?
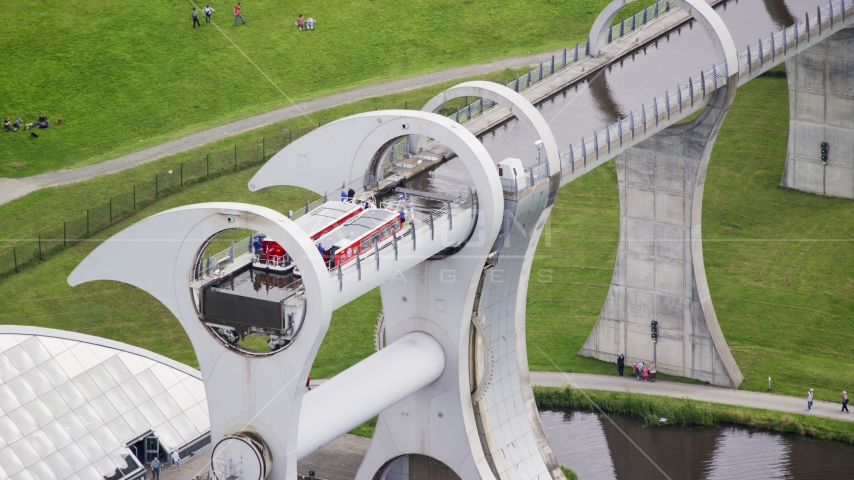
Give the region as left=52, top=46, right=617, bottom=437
left=0, top=49, right=565, bottom=207
left=530, top=371, right=853, bottom=423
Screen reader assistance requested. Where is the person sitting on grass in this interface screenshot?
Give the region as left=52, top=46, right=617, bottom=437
left=25, top=115, right=50, bottom=130
left=306, top=17, right=316, bottom=30
left=4, top=117, right=22, bottom=132
left=297, top=15, right=305, bottom=30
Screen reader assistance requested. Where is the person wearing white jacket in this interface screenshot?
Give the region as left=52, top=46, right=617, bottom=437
left=203, top=5, right=215, bottom=23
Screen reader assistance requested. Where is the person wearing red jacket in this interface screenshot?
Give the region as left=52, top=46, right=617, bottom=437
left=233, top=3, right=246, bottom=25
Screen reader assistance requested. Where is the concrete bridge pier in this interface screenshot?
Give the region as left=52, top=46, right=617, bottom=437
left=781, top=27, right=854, bottom=199
left=580, top=86, right=744, bottom=388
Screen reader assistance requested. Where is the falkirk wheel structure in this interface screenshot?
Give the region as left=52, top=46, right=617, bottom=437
left=65, top=0, right=854, bottom=479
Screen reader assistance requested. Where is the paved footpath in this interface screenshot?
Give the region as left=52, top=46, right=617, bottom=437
left=0, top=49, right=568, bottom=207
left=530, top=371, right=854, bottom=423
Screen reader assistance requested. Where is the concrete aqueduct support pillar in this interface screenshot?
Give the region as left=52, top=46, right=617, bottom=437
left=781, top=27, right=854, bottom=199
left=580, top=86, right=744, bottom=388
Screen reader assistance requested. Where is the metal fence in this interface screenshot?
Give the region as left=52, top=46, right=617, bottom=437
left=0, top=129, right=309, bottom=280
left=559, top=0, right=854, bottom=174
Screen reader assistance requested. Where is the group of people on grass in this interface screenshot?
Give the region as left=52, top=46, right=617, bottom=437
left=4, top=114, right=59, bottom=132
left=617, top=354, right=657, bottom=383
left=189, top=3, right=316, bottom=30
left=296, top=14, right=316, bottom=30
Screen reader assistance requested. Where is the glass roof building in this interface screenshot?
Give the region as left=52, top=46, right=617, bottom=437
left=0, top=327, right=210, bottom=480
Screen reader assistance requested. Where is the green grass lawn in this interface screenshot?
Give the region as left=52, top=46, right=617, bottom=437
left=0, top=0, right=617, bottom=178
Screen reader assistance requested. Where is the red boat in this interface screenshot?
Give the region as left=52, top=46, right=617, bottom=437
left=253, top=201, right=362, bottom=272
left=318, top=209, right=403, bottom=268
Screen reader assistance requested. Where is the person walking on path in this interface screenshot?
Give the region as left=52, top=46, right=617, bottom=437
left=617, top=354, right=625, bottom=376
left=649, top=361, right=656, bottom=382
left=233, top=3, right=245, bottom=25
left=150, top=458, right=161, bottom=480
left=171, top=450, right=181, bottom=471
left=807, top=388, right=814, bottom=411
left=843, top=391, right=849, bottom=413
left=633, top=363, right=640, bottom=381
left=191, top=8, right=201, bottom=28
left=203, top=4, right=215, bottom=23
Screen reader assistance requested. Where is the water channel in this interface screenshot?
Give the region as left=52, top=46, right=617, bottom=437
left=540, top=409, right=854, bottom=479
left=404, top=0, right=828, bottom=200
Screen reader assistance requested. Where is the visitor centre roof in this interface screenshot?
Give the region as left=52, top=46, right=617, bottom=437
left=0, top=326, right=209, bottom=480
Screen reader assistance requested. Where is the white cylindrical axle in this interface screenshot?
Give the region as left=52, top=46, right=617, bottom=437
left=297, top=332, right=445, bottom=459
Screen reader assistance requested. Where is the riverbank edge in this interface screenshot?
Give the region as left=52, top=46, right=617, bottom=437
left=534, top=386, right=854, bottom=445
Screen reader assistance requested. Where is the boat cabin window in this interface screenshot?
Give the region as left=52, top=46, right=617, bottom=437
left=371, top=233, right=380, bottom=246
left=381, top=226, right=390, bottom=238
left=392, top=221, right=400, bottom=233
left=360, top=238, right=370, bottom=252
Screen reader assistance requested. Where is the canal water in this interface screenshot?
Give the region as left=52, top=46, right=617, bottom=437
left=540, top=409, right=854, bottom=480
left=407, top=0, right=827, bottom=199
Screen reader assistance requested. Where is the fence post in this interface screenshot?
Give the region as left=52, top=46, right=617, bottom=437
left=87, top=209, right=90, bottom=236
left=581, top=139, right=587, bottom=167
left=585, top=37, right=590, bottom=56
left=429, top=211, right=434, bottom=240
left=305, top=201, right=309, bottom=214
left=630, top=111, right=635, bottom=140
left=180, top=162, right=184, bottom=187
left=642, top=104, right=647, bottom=134
left=338, top=263, right=343, bottom=292
left=206, top=154, right=210, bottom=179
left=38, top=234, right=42, bottom=261
left=405, top=100, right=408, bottom=109
left=818, top=6, right=822, bottom=35
left=551, top=55, right=554, bottom=75
left=411, top=221, right=416, bottom=250
left=375, top=241, right=380, bottom=271
left=230, top=241, right=234, bottom=263
left=64, top=221, right=67, bottom=247
left=608, top=25, right=613, bottom=43
left=156, top=174, right=159, bottom=199
left=806, top=12, right=811, bottom=42
left=133, top=185, right=136, bottom=210
left=618, top=119, right=623, bottom=147
left=446, top=201, right=453, bottom=230
left=701, top=70, right=706, bottom=100
left=593, top=131, right=599, bottom=160
left=643, top=5, right=648, bottom=24
left=290, top=129, right=293, bottom=144
left=393, top=232, right=398, bottom=261
left=13, top=247, right=17, bottom=274
left=563, top=48, right=567, bottom=68
left=759, top=38, right=764, bottom=67
left=356, top=252, right=361, bottom=281
left=620, top=16, right=625, bottom=37
left=234, top=145, right=238, bottom=170
left=784, top=27, right=788, bottom=55
left=569, top=144, right=574, bottom=173
left=771, top=32, right=776, bottom=62
left=689, top=77, right=694, bottom=106
left=653, top=98, right=659, bottom=127
left=574, top=43, right=579, bottom=62
left=110, top=196, right=113, bottom=224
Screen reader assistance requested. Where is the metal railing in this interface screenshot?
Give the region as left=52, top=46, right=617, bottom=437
left=193, top=235, right=253, bottom=281
left=558, top=0, right=854, bottom=175
left=332, top=190, right=476, bottom=290
left=444, top=1, right=677, bottom=127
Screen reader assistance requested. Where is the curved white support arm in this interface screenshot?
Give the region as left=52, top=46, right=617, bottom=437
left=589, top=0, right=739, bottom=79
left=418, top=81, right=562, bottom=178
left=68, top=202, right=333, bottom=480
left=249, top=109, right=504, bottom=267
